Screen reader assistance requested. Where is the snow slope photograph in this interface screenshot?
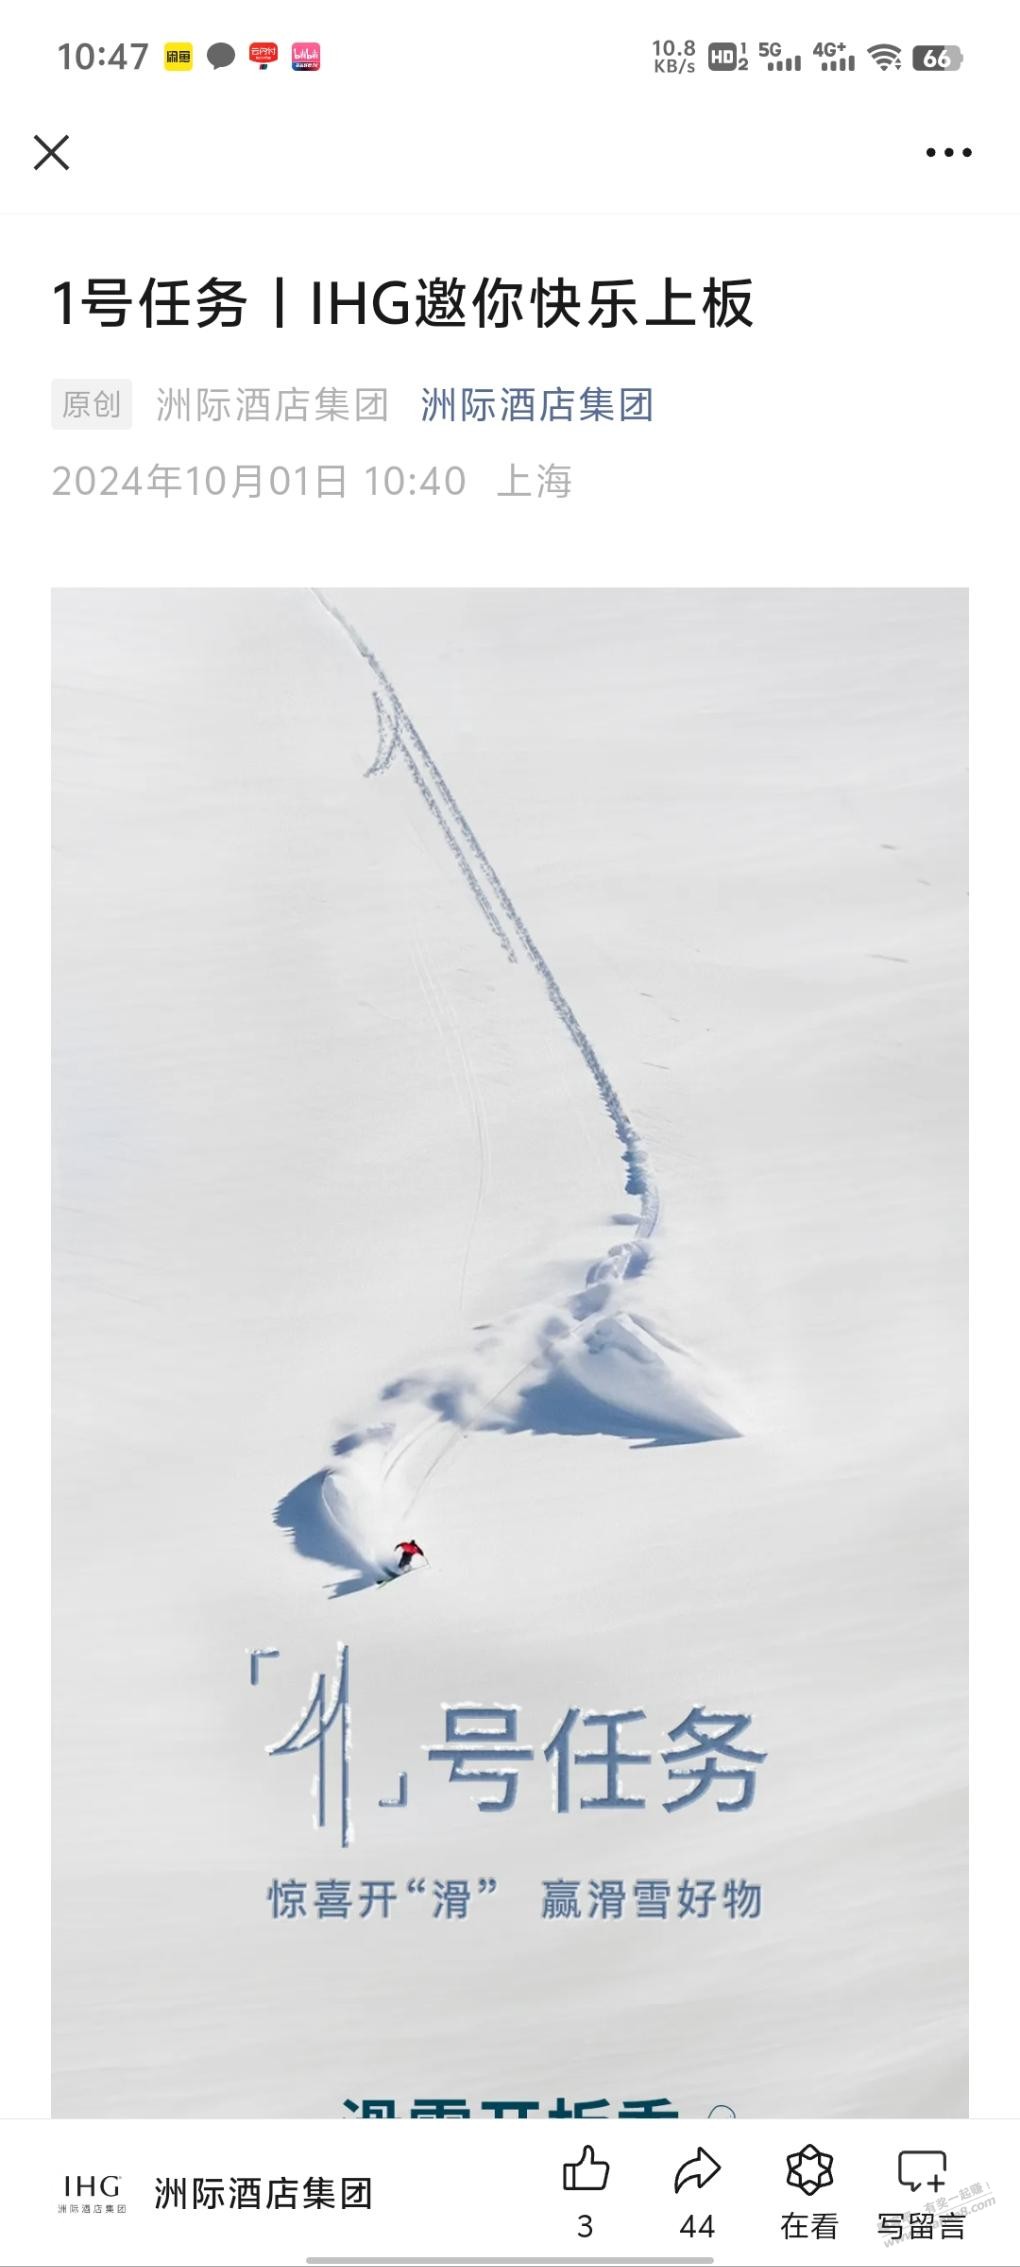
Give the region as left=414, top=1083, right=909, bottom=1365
left=52, top=587, right=967, bottom=2117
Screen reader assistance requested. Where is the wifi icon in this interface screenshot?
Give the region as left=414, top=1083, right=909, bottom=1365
left=868, top=44, right=902, bottom=71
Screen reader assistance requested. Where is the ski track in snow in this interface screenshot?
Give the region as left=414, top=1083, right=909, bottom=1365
left=313, top=588, right=657, bottom=1245
left=273, top=596, right=737, bottom=1594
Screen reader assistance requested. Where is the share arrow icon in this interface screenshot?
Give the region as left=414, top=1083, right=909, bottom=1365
left=674, top=2147, right=722, bottom=2192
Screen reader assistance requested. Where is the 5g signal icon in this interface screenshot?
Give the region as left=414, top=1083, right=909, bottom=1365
left=868, top=44, right=902, bottom=71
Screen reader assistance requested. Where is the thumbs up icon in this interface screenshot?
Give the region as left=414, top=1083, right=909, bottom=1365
left=563, top=2145, right=610, bottom=2191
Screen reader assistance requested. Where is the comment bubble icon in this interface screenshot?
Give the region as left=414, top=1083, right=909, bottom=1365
left=207, top=43, right=235, bottom=70
left=898, top=2150, right=948, bottom=2194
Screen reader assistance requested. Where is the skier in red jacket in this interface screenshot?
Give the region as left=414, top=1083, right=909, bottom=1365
left=394, top=1539, right=424, bottom=1572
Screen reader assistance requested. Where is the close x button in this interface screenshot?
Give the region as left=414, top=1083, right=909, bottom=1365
left=33, top=133, right=70, bottom=172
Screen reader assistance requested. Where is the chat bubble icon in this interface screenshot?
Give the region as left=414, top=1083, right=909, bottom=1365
left=898, top=2150, right=947, bottom=2194
left=207, top=42, right=235, bottom=70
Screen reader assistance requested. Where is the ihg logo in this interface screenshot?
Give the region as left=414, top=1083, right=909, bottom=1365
left=63, top=2174, right=121, bottom=2199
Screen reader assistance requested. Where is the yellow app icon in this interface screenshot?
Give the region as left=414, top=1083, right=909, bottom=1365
left=164, top=43, right=194, bottom=71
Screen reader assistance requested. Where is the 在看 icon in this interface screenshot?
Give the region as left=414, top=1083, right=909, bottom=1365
left=898, top=2150, right=948, bottom=2193
left=674, top=2148, right=721, bottom=2193
left=786, top=2144, right=834, bottom=2196
left=563, top=2146, right=609, bottom=2192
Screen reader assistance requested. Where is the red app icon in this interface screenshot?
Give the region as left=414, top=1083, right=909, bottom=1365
left=249, top=41, right=279, bottom=70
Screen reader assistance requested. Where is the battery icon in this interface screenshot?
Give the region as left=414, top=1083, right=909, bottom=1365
left=912, top=45, right=964, bottom=71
